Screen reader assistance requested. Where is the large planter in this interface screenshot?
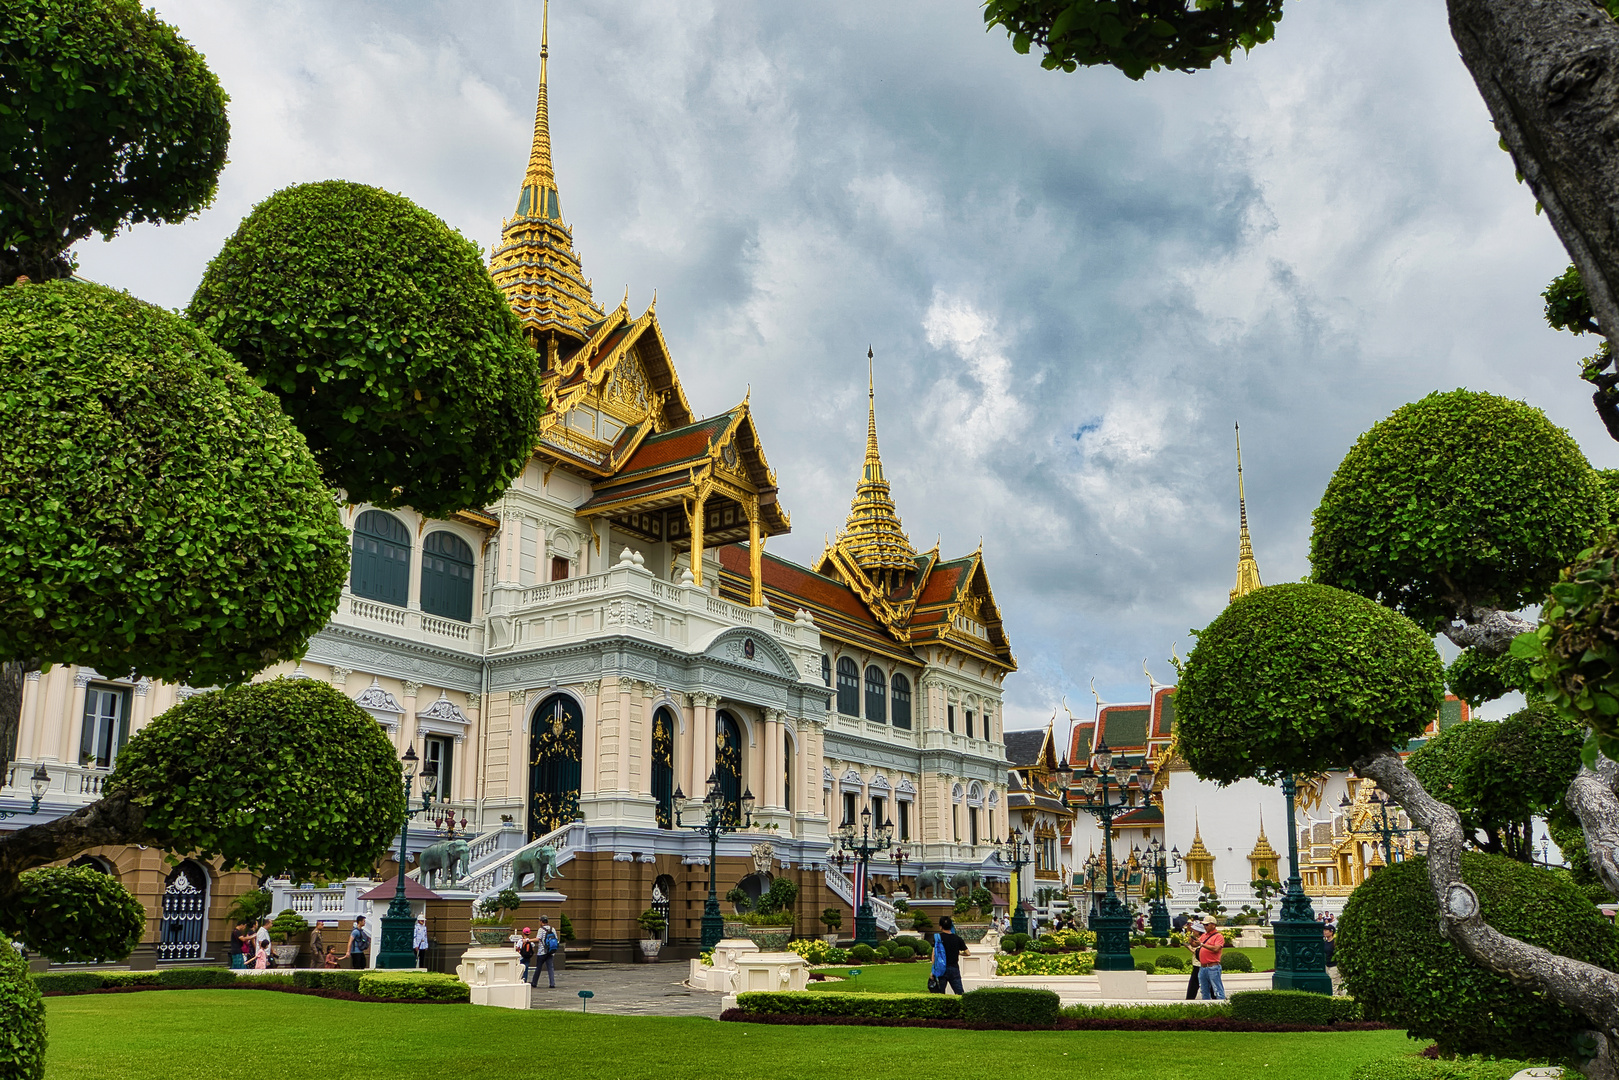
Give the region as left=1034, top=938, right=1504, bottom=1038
left=955, top=923, right=992, bottom=943
left=472, top=927, right=512, bottom=947
left=722, top=920, right=750, bottom=939
left=742, top=925, right=791, bottom=951
left=638, top=939, right=663, bottom=963
left=270, top=944, right=300, bottom=968
left=893, top=915, right=916, bottom=931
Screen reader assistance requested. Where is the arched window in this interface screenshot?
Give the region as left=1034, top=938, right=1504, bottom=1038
left=865, top=665, right=887, bottom=723
left=891, top=673, right=912, bottom=730
left=528, top=694, right=583, bottom=838
left=652, top=706, right=676, bottom=830
left=351, top=510, right=410, bottom=606
left=421, top=531, right=475, bottom=622
left=821, top=654, right=831, bottom=686
left=836, top=658, right=860, bottom=716
left=716, top=710, right=743, bottom=825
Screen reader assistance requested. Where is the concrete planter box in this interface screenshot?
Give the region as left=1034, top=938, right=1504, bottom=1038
left=955, top=923, right=992, bottom=943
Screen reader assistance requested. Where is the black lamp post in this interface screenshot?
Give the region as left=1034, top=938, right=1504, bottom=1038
left=0, top=764, right=50, bottom=821
left=377, top=747, right=438, bottom=968
left=1271, top=771, right=1331, bottom=993
left=1139, top=836, right=1179, bottom=938
left=1070, top=740, right=1147, bottom=971
left=1370, top=791, right=1419, bottom=866
left=834, top=803, right=892, bottom=947
left=673, top=769, right=755, bottom=949
left=994, top=834, right=1033, bottom=935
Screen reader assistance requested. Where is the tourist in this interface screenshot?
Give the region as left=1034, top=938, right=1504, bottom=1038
left=228, top=922, right=245, bottom=970
left=413, top=915, right=429, bottom=968
left=1171, top=911, right=1188, bottom=934
left=252, top=935, right=270, bottom=970
left=1196, top=917, right=1227, bottom=1000
left=1323, top=926, right=1336, bottom=967
left=529, top=917, right=558, bottom=989
left=928, top=915, right=969, bottom=996
left=310, top=925, right=325, bottom=967
left=1184, top=923, right=1203, bottom=1000
left=322, top=947, right=341, bottom=969
left=254, top=917, right=272, bottom=957
left=347, top=915, right=371, bottom=969
left=517, top=928, right=535, bottom=982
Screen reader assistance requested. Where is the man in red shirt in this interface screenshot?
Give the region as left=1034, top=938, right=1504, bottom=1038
left=1195, top=917, right=1226, bottom=1000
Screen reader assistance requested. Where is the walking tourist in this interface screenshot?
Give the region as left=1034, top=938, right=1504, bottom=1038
left=1323, top=926, right=1336, bottom=967
left=322, top=947, right=340, bottom=969
left=228, top=922, right=246, bottom=970
left=347, top=915, right=371, bottom=969
left=254, top=918, right=272, bottom=957
left=413, top=915, right=429, bottom=968
left=529, top=917, right=558, bottom=989
left=252, top=936, right=270, bottom=970
left=1196, top=917, right=1227, bottom=1000
left=1184, top=922, right=1203, bottom=999
left=310, top=925, right=325, bottom=966
left=517, top=928, right=534, bottom=982
left=927, top=916, right=969, bottom=996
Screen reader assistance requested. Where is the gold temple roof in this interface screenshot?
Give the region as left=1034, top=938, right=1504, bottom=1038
left=1185, top=819, right=1214, bottom=863
left=1248, top=818, right=1279, bottom=862
left=835, top=356, right=916, bottom=577
left=488, top=0, right=604, bottom=351
left=1229, top=422, right=1263, bottom=604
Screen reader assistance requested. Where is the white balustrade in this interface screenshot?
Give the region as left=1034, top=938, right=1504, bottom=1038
left=348, top=596, right=407, bottom=626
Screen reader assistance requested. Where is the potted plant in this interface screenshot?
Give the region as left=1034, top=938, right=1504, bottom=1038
left=471, top=888, right=521, bottom=946
left=268, top=908, right=309, bottom=967
left=891, top=895, right=914, bottom=930
left=723, top=886, right=752, bottom=938
left=951, top=887, right=996, bottom=942
left=739, top=878, right=798, bottom=950
left=637, top=908, right=667, bottom=961
left=819, top=907, right=843, bottom=943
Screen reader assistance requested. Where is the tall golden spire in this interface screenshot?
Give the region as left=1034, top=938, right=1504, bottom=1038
left=838, top=348, right=917, bottom=586
left=1229, top=422, right=1263, bottom=604
left=489, top=0, right=603, bottom=353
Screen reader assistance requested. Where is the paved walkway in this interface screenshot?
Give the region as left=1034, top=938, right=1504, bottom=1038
left=527, top=962, right=722, bottom=1017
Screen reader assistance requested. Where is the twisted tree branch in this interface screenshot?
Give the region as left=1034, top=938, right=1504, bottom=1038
left=0, top=790, right=152, bottom=897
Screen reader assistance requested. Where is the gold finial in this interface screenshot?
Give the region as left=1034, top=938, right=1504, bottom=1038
left=1144, top=658, right=1160, bottom=695
left=836, top=348, right=916, bottom=579
left=1229, top=422, right=1263, bottom=604
left=523, top=0, right=557, bottom=204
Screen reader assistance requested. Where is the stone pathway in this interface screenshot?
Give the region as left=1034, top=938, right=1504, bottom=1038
left=527, top=962, right=722, bottom=1017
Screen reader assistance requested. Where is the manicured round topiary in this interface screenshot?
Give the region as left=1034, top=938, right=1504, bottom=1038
left=0, top=281, right=350, bottom=687
left=1310, top=390, right=1603, bottom=633
left=0, top=0, right=229, bottom=282
left=848, top=943, right=876, bottom=963
left=187, top=181, right=545, bottom=518
left=1336, top=852, right=1619, bottom=1058
left=1176, top=582, right=1444, bottom=783
left=1450, top=705, right=1582, bottom=851
left=0, top=866, right=145, bottom=964
left=0, top=933, right=44, bottom=1080
left=107, top=679, right=405, bottom=880
left=1521, top=536, right=1619, bottom=764
left=1444, top=647, right=1535, bottom=710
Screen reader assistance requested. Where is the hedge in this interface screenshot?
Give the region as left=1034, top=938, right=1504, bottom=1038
left=1061, top=1002, right=1230, bottom=1020
left=1220, top=951, right=1254, bottom=973
left=1350, top=1056, right=1565, bottom=1080
left=155, top=968, right=237, bottom=988
left=961, top=987, right=1061, bottom=1027
left=32, top=966, right=462, bottom=1004
left=356, top=973, right=470, bottom=1003
left=736, top=991, right=962, bottom=1020
left=0, top=937, right=44, bottom=1080
left=291, top=970, right=363, bottom=993
left=1229, top=990, right=1362, bottom=1025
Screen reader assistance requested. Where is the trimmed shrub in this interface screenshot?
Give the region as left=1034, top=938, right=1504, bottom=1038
left=961, top=986, right=1061, bottom=1028
left=891, top=946, right=914, bottom=961
left=1061, top=1002, right=1232, bottom=1020
left=357, top=972, right=469, bottom=1003
left=154, top=968, right=236, bottom=988
left=738, top=991, right=962, bottom=1020
left=1154, top=953, right=1187, bottom=972
left=291, top=971, right=321, bottom=989
left=1, top=937, right=45, bottom=1080
left=1350, top=1056, right=1567, bottom=1080
left=999, top=933, right=1032, bottom=955
left=1220, top=951, right=1253, bottom=973
left=1, top=866, right=146, bottom=964
left=29, top=972, right=104, bottom=995
left=232, top=973, right=287, bottom=988
left=98, top=972, right=160, bottom=988
left=1135, top=960, right=1157, bottom=973
left=1229, top=990, right=1361, bottom=1025
left=892, top=935, right=929, bottom=955
left=849, top=944, right=876, bottom=963
left=315, top=970, right=364, bottom=994
left=1337, top=852, right=1619, bottom=1058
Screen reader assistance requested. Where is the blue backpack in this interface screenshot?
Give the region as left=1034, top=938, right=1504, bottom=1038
left=931, top=934, right=947, bottom=977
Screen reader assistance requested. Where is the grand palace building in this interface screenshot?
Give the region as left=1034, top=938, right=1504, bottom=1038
left=3, top=22, right=1017, bottom=966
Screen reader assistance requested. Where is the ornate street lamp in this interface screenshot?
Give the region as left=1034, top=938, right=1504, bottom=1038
left=994, top=833, right=1034, bottom=935
left=1068, top=739, right=1134, bottom=970
left=1139, top=835, right=1180, bottom=938
left=1271, top=771, right=1332, bottom=994
left=377, top=748, right=439, bottom=968
left=0, top=764, right=50, bottom=821
left=673, top=770, right=754, bottom=949
left=833, top=802, right=892, bottom=947
left=1371, top=791, right=1419, bottom=866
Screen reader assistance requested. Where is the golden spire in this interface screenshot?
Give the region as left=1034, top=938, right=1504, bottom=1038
left=489, top=0, right=604, bottom=351
left=1229, top=422, right=1263, bottom=604
left=837, top=348, right=916, bottom=584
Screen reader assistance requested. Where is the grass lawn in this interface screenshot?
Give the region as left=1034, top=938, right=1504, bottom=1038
left=42, top=990, right=1420, bottom=1080
left=809, top=946, right=1275, bottom=993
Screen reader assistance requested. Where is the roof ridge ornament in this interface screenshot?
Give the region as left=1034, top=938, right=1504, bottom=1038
left=1229, top=422, right=1263, bottom=604
left=834, top=348, right=916, bottom=582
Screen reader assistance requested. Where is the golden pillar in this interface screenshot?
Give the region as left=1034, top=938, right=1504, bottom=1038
left=748, top=496, right=763, bottom=607
left=689, top=488, right=707, bottom=587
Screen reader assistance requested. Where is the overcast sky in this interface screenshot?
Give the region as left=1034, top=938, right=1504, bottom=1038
left=80, top=0, right=1611, bottom=732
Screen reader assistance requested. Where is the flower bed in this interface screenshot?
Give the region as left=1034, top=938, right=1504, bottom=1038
left=992, top=950, right=1097, bottom=975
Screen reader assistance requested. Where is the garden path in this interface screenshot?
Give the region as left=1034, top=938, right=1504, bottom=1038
left=528, top=961, right=722, bottom=1017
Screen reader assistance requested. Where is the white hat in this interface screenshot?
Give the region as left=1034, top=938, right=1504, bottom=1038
left=417, top=914, right=426, bottom=922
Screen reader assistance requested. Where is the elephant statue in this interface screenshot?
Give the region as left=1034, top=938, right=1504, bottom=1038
left=419, top=839, right=470, bottom=889
left=511, top=844, right=562, bottom=891
left=949, top=870, right=983, bottom=894
left=915, top=869, right=948, bottom=900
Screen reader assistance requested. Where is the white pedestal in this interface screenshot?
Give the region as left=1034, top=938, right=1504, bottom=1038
left=1234, top=927, right=1265, bottom=948
left=731, top=951, right=809, bottom=993
left=688, top=938, right=759, bottom=993
left=456, top=946, right=530, bottom=1009
left=1095, top=968, right=1150, bottom=1000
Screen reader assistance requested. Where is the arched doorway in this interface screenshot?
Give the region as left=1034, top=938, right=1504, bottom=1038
left=528, top=694, right=583, bottom=839
left=651, top=874, right=675, bottom=943
left=715, top=710, right=743, bottom=825
left=652, top=706, right=676, bottom=829
left=158, top=861, right=208, bottom=961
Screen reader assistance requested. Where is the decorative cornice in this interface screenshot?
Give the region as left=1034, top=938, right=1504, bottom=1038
left=580, top=680, right=601, bottom=697
left=73, top=672, right=92, bottom=689
left=417, top=692, right=470, bottom=726
left=25, top=670, right=40, bottom=682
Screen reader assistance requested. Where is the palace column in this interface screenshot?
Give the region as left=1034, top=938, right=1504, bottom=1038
left=616, top=676, right=635, bottom=795
left=580, top=683, right=600, bottom=798
left=689, top=693, right=715, bottom=793
left=747, top=496, right=764, bottom=607
left=762, top=709, right=783, bottom=809
left=689, top=488, right=708, bottom=587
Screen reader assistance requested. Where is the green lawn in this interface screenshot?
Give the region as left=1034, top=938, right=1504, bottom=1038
left=42, top=990, right=1420, bottom=1080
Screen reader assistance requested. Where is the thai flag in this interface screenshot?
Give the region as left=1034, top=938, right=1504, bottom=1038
left=853, top=861, right=867, bottom=910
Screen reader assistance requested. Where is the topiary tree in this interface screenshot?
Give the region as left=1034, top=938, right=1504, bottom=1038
left=268, top=908, right=310, bottom=945
left=1338, top=853, right=1619, bottom=1060
left=0, top=280, right=351, bottom=781
left=1176, top=582, right=1445, bottom=784
left=1310, top=390, right=1603, bottom=656
left=0, top=865, right=144, bottom=963
left=0, top=0, right=230, bottom=283
left=1445, top=646, right=1538, bottom=710
left=187, top=180, right=545, bottom=518
left=0, top=934, right=45, bottom=1080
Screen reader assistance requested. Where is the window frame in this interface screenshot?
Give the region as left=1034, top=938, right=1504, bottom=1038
left=79, top=683, right=131, bottom=770
left=890, top=672, right=912, bottom=730
left=420, top=530, right=475, bottom=623
left=836, top=658, right=860, bottom=716
left=350, top=509, right=411, bottom=607
left=864, top=665, right=887, bottom=724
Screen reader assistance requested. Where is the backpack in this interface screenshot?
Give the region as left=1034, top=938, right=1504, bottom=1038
left=353, top=927, right=371, bottom=953
left=931, top=934, right=947, bottom=977
left=543, top=929, right=559, bottom=954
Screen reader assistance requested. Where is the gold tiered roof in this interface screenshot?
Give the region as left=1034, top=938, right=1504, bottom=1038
left=1229, top=422, right=1263, bottom=603
left=837, top=355, right=917, bottom=581
left=488, top=0, right=603, bottom=354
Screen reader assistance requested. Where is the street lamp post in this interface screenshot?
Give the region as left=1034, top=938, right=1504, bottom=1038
left=0, top=765, right=50, bottom=821
left=1271, top=771, right=1331, bottom=994
left=1071, top=740, right=1148, bottom=970
left=377, top=747, right=439, bottom=969
left=1139, top=836, right=1179, bottom=938
left=1370, top=791, right=1418, bottom=866
left=672, top=770, right=755, bottom=950
left=834, top=804, right=892, bottom=948
left=995, top=834, right=1033, bottom=935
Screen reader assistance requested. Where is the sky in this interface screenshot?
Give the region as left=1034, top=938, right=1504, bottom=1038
left=77, top=0, right=1614, bottom=733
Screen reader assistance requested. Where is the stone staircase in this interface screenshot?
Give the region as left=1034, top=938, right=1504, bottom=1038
left=407, top=820, right=585, bottom=900
left=823, top=866, right=898, bottom=934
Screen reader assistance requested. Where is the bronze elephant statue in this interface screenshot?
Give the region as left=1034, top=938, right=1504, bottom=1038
left=949, top=870, right=983, bottom=894
left=419, top=839, right=470, bottom=889
left=511, top=844, right=562, bottom=891
left=915, top=869, right=948, bottom=899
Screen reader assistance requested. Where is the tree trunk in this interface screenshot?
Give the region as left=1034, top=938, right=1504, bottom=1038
left=1441, top=606, right=1534, bottom=656
left=0, top=789, right=152, bottom=899
left=0, top=661, right=24, bottom=784
left=1449, top=0, right=1619, bottom=446
left=1566, top=754, right=1619, bottom=901
left=1355, top=747, right=1619, bottom=1075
